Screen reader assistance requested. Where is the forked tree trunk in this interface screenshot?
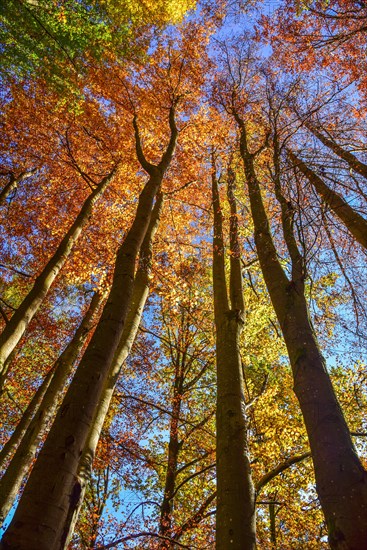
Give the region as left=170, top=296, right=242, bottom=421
left=0, top=166, right=118, bottom=389
left=0, top=290, right=104, bottom=526
left=234, top=111, right=367, bottom=550
left=0, top=107, right=177, bottom=550
left=212, top=162, right=256, bottom=550
left=63, top=194, right=164, bottom=548
left=289, top=150, right=367, bottom=249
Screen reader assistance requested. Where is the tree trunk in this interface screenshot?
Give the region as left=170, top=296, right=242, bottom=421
left=0, top=290, right=103, bottom=526
left=62, top=193, right=164, bottom=548
left=0, top=366, right=54, bottom=472
left=0, top=107, right=177, bottom=550
left=159, top=374, right=183, bottom=548
left=0, top=169, right=36, bottom=206
left=212, top=162, right=256, bottom=550
left=0, top=166, right=118, bottom=389
left=289, top=150, right=367, bottom=249
left=304, top=121, right=367, bottom=180
left=235, top=114, right=367, bottom=550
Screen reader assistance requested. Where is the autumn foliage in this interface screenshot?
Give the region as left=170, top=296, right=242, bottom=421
left=0, top=1, right=367, bottom=549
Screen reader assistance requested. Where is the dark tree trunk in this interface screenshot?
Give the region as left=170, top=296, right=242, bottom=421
left=159, top=383, right=183, bottom=549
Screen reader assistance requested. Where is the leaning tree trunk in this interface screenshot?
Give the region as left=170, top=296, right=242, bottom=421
left=0, top=106, right=178, bottom=550
left=304, top=121, right=367, bottom=180
left=212, top=161, right=256, bottom=550
left=0, top=169, right=37, bottom=206
left=0, top=290, right=104, bottom=526
left=234, top=111, right=367, bottom=550
left=0, top=364, right=54, bottom=472
left=62, top=193, right=164, bottom=548
left=289, top=150, right=367, bottom=249
left=0, top=165, right=118, bottom=389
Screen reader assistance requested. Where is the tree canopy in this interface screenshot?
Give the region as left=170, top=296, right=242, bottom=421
left=0, top=1, right=366, bottom=549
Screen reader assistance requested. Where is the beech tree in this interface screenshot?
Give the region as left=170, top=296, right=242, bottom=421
left=212, top=157, right=255, bottom=549
left=211, top=38, right=367, bottom=548
left=1, top=2, right=367, bottom=549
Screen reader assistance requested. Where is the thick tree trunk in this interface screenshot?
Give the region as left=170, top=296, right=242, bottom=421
left=235, top=114, right=367, bottom=550
left=0, top=166, right=118, bottom=388
left=0, top=107, right=177, bottom=550
left=212, top=164, right=256, bottom=550
left=0, top=290, right=103, bottom=526
left=289, top=150, right=367, bottom=249
left=62, top=194, right=164, bottom=548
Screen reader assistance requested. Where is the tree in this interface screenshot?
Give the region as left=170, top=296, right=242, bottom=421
left=212, top=156, right=256, bottom=549
left=212, top=39, right=367, bottom=548
left=0, top=289, right=105, bottom=526
left=1, top=3, right=367, bottom=548
left=1, top=0, right=195, bottom=91
left=0, top=165, right=118, bottom=390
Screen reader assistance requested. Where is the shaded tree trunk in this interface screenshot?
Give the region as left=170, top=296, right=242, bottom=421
left=234, top=110, right=367, bottom=550
left=0, top=107, right=178, bottom=550
left=0, top=166, right=118, bottom=389
left=159, top=359, right=184, bottom=548
left=212, top=160, right=256, bottom=550
left=0, top=290, right=104, bottom=526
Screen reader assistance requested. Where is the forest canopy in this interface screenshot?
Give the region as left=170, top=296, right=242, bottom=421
left=0, top=1, right=366, bottom=549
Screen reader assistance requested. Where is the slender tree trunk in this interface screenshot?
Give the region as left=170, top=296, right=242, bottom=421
left=0, top=169, right=36, bottom=206
left=0, top=107, right=178, bottom=550
left=235, top=112, right=367, bottom=550
left=269, top=502, right=276, bottom=548
left=0, top=166, right=118, bottom=388
left=159, top=375, right=183, bottom=548
left=212, top=161, right=256, bottom=550
left=304, top=121, right=367, bottom=180
left=0, top=290, right=103, bottom=526
left=289, top=150, right=367, bottom=249
left=0, top=366, right=55, bottom=472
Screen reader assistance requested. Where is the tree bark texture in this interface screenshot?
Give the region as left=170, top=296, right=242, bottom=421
left=212, top=163, right=256, bottom=550
left=235, top=113, right=367, bottom=550
left=0, top=108, right=177, bottom=550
